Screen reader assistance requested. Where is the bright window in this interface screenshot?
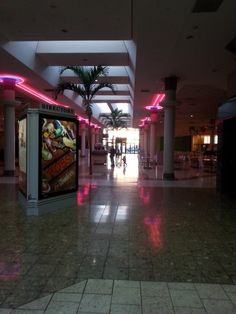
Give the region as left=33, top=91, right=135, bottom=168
left=203, top=135, right=210, bottom=144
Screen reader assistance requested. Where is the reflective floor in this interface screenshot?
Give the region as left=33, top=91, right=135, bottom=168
left=0, top=155, right=236, bottom=311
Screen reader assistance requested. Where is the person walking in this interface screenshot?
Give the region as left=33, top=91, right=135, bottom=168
left=109, top=146, right=116, bottom=167
left=122, top=155, right=127, bottom=166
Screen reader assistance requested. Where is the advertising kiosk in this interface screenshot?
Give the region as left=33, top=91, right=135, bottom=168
left=18, top=104, right=78, bottom=215
left=217, top=96, right=236, bottom=197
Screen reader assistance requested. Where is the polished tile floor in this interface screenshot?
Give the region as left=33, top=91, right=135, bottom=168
left=1, top=279, right=236, bottom=313
left=0, top=155, right=236, bottom=312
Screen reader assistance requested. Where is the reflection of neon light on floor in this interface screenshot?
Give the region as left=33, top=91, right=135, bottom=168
left=139, top=186, right=150, bottom=205
left=144, top=216, right=162, bottom=249
left=0, top=261, right=20, bottom=281
left=77, top=183, right=97, bottom=205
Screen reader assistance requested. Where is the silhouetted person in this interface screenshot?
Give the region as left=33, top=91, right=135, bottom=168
left=110, top=146, right=116, bottom=167
left=122, top=155, right=127, bottom=166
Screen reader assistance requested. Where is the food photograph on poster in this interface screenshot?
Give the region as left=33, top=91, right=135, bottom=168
left=18, top=117, right=27, bottom=195
left=39, top=116, right=78, bottom=198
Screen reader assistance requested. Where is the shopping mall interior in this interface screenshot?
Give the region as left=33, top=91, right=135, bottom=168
left=0, top=1, right=236, bottom=313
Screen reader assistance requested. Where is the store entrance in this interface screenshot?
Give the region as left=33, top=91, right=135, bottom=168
left=103, top=128, right=139, bottom=154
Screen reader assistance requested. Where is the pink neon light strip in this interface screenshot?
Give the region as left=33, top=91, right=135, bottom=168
left=153, top=93, right=165, bottom=106
left=0, top=74, right=24, bottom=85
left=18, top=84, right=100, bottom=126
left=17, top=84, right=65, bottom=106
left=0, top=73, right=99, bottom=127
left=141, top=93, right=165, bottom=124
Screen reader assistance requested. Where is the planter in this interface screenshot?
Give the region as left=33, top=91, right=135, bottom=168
left=91, top=151, right=108, bottom=165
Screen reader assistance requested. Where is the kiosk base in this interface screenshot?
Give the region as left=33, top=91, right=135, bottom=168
left=19, top=192, right=77, bottom=216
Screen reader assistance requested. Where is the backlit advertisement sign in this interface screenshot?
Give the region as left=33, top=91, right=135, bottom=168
left=39, top=115, right=78, bottom=198
left=19, top=117, right=27, bottom=195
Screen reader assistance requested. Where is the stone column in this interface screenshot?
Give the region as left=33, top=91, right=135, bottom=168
left=161, top=76, right=178, bottom=180
left=0, top=78, right=20, bottom=176
left=149, top=109, right=158, bottom=162
left=91, top=126, right=96, bottom=151
left=95, top=127, right=100, bottom=145
left=80, top=121, right=86, bottom=157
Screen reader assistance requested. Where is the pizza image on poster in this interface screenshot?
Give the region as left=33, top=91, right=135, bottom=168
left=18, top=117, right=27, bottom=195
left=39, top=116, right=78, bottom=198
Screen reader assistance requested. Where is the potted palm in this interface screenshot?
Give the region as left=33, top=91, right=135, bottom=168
left=99, top=108, right=130, bottom=130
left=55, top=66, right=115, bottom=175
left=100, top=108, right=130, bottom=156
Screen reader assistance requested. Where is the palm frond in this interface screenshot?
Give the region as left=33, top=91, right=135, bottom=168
left=99, top=113, right=111, bottom=119
left=90, top=83, right=115, bottom=100
left=56, top=65, right=115, bottom=116
left=89, top=66, right=108, bottom=80
left=54, top=82, right=87, bottom=99
left=55, top=65, right=115, bottom=176
left=60, top=66, right=81, bottom=77
left=99, top=108, right=129, bottom=130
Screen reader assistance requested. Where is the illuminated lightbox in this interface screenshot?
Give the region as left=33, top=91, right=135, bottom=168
left=18, top=106, right=78, bottom=215
left=39, top=116, right=77, bottom=198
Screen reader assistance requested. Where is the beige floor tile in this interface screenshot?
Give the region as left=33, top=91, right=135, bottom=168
left=18, top=295, right=52, bottom=311
left=114, top=280, right=140, bottom=289
left=51, top=292, right=82, bottom=303
left=141, top=281, right=169, bottom=297
left=169, top=289, right=203, bottom=308
left=110, top=303, right=142, bottom=314
left=44, top=301, right=79, bottom=314
left=202, top=299, right=236, bottom=314
left=168, top=282, right=195, bottom=290
left=112, top=287, right=141, bottom=305
left=58, top=281, right=87, bottom=294
left=85, top=279, right=113, bottom=294
left=174, top=308, right=207, bottom=314
left=195, top=283, right=229, bottom=299
left=79, top=294, right=111, bottom=313
left=142, top=302, right=174, bottom=314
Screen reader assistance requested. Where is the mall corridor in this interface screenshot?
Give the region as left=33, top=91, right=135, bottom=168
left=0, top=155, right=236, bottom=313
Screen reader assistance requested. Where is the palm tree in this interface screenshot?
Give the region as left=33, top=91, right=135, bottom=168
left=99, top=108, right=130, bottom=130
left=55, top=66, right=115, bottom=175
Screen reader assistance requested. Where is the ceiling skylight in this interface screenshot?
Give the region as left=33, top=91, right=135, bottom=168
left=95, top=103, right=111, bottom=114
left=113, top=102, right=130, bottom=113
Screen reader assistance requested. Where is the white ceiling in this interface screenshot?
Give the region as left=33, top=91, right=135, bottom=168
left=0, top=0, right=236, bottom=135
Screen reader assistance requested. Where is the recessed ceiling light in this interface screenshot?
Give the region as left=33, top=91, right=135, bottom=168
left=190, top=114, right=194, bottom=118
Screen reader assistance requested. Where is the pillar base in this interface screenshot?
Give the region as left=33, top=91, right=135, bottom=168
left=163, top=172, right=175, bottom=180
left=4, top=170, right=15, bottom=176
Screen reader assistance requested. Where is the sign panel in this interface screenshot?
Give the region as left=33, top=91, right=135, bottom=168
left=18, top=118, right=27, bottom=195
left=39, top=115, right=78, bottom=198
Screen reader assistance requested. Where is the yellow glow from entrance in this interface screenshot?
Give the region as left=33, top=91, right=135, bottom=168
left=203, top=135, right=210, bottom=144
left=107, top=128, right=139, bottom=146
